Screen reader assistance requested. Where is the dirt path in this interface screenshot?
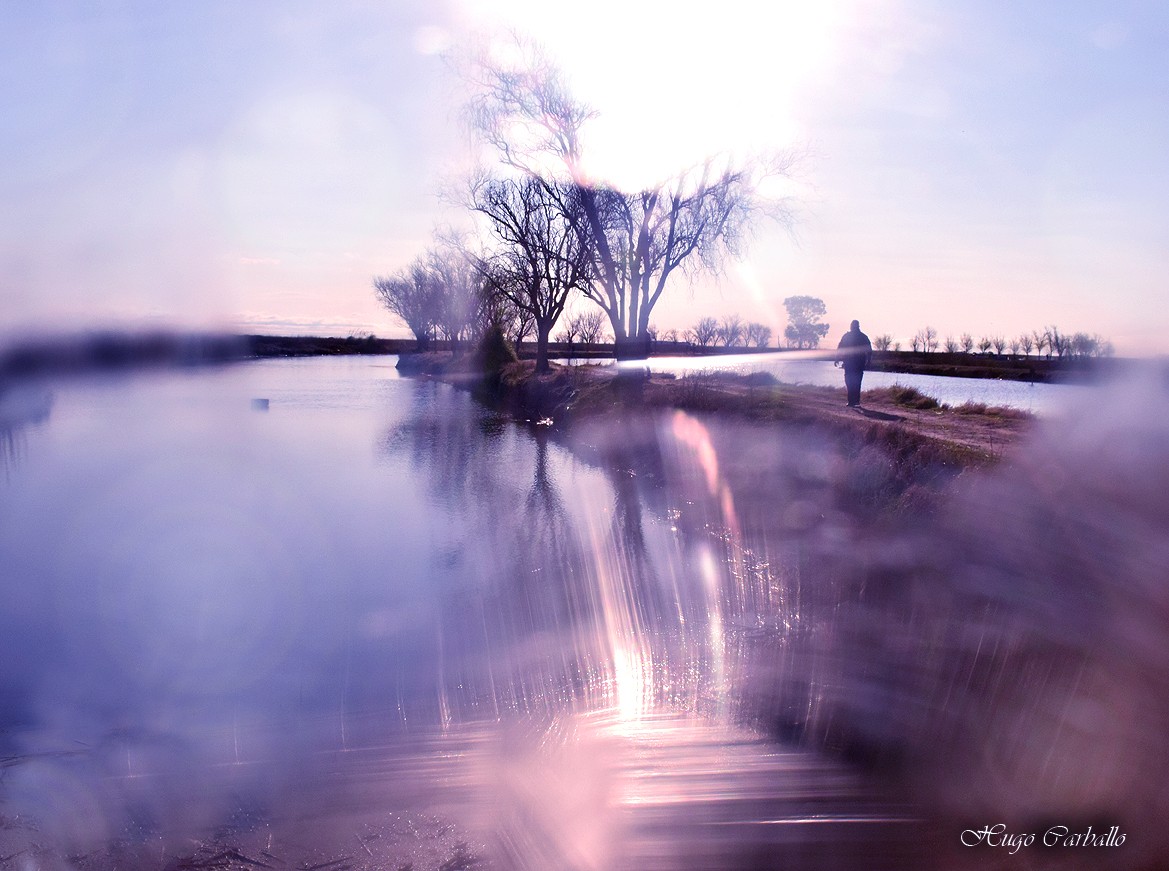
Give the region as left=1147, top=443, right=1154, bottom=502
left=556, top=367, right=1035, bottom=464
left=747, top=381, right=1031, bottom=458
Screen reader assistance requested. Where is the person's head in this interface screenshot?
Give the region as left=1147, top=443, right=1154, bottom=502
left=850, top=320, right=860, bottom=332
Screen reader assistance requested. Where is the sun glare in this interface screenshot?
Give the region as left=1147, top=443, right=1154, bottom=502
left=457, top=0, right=846, bottom=188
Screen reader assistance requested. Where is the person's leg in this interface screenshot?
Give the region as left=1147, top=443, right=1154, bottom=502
left=844, top=370, right=860, bottom=406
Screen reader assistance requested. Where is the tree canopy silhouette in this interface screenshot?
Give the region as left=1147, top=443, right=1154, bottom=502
left=783, top=295, right=829, bottom=349
left=467, top=41, right=798, bottom=359
left=466, top=172, right=592, bottom=372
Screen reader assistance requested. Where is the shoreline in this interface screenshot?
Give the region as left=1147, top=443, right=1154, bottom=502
left=0, top=331, right=1130, bottom=385
left=398, top=352, right=1035, bottom=476
left=245, top=336, right=1120, bottom=385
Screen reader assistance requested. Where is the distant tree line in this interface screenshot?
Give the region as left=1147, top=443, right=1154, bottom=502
left=556, top=308, right=609, bottom=346
left=672, top=296, right=822, bottom=351
left=870, top=325, right=1114, bottom=358
left=677, top=316, right=772, bottom=348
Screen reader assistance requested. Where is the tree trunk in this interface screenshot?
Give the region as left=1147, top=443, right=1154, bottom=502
left=535, top=323, right=551, bottom=373
left=614, top=334, right=651, bottom=360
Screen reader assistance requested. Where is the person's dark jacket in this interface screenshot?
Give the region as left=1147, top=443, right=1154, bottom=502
left=837, top=329, right=872, bottom=371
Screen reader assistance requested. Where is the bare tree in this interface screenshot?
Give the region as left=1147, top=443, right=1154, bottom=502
left=1032, top=329, right=1048, bottom=359
left=661, top=328, right=680, bottom=343
left=467, top=173, right=592, bottom=372
left=873, top=334, right=892, bottom=351
left=1008, top=337, right=1021, bottom=356
left=912, top=327, right=938, bottom=352
left=510, top=307, right=535, bottom=348
left=907, top=327, right=935, bottom=350
left=1069, top=332, right=1106, bottom=358
left=466, top=44, right=797, bottom=359
left=574, top=308, right=607, bottom=345
left=991, top=335, right=1007, bottom=355
left=1045, top=326, right=1065, bottom=358
left=689, top=316, right=719, bottom=348
left=476, top=274, right=533, bottom=343
left=425, top=234, right=486, bottom=347
left=960, top=333, right=975, bottom=353
left=1019, top=333, right=1033, bottom=356
left=373, top=259, right=440, bottom=349
left=589, top=161, right=794, bottom=357
left=978, top=336, right=993, bottom=354
left=718, top=314, right=745, bottom=347
left=745, top=322, right=772, bottom=348
left=943, top=335, right=959, bottom=353
left=555, top=318, right=579, bottom=346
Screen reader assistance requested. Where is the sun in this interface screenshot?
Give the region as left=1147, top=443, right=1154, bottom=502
left=455, top=0, right=847, bottom=189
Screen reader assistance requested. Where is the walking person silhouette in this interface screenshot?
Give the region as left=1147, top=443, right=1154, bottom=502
left=836, top=320, right=872, bottom=408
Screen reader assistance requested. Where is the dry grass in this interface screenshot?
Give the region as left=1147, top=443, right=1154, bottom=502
left=951, top=401, right=1031, bottom=419
left=866, top=385, right=944, bottom=410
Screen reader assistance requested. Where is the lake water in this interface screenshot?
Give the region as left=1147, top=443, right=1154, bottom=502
left=1, top=355, right=1166, bottom=869
left=612, top=352, right=1089, bottom=413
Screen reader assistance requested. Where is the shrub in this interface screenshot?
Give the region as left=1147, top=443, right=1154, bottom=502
left=475, top=324, right=518, bottom=376
left=887, top=385, right=943, bottom=410
left=952, top=401, right=1031, bottom=420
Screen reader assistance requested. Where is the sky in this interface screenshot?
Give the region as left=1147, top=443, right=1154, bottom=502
left=2, top=0, right=1167, bottom=353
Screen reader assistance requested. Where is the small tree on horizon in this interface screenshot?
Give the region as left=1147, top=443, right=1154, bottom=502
left=911, top=326, right=938, bottom=353
left=783, top=295, right=829, bottom=349
left=960, top=333, right=974, bottom=353
left=689, top=316, right=719, bottom=348
left=873, top=334, right=892, bottom=351
left=1045, top=326, right=1065, bottom=358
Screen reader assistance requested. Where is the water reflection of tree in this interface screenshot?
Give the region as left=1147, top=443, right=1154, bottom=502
left=1, top=427, right=22, bottom=477
left=559, top=412, right=867, bottom=728
left=377, top=394, right=875, bottom=732
left=379, top=391, right=765, bottom=725
left=0, top=387, right=53, bottom=480
left=380, top=382, right=513, bottom=510
left=588, top=419, right=670, bottom=628
left=379, top=393, right=607, bottom=723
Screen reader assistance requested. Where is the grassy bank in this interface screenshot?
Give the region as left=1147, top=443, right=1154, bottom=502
left=398, top=352, right=1034, bottom=519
